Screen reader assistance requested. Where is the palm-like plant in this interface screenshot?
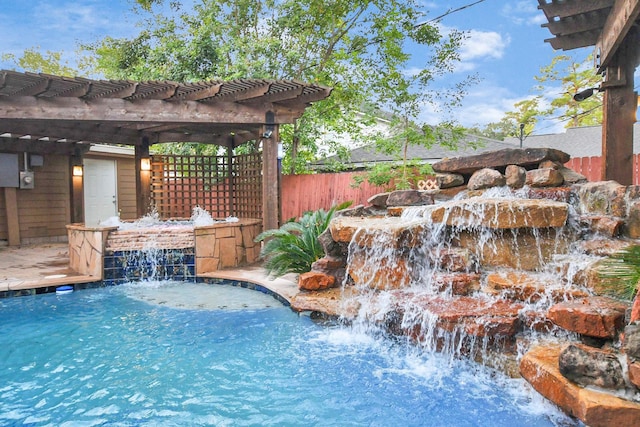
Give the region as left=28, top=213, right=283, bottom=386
left=598, top=245, right=640, bottom=300
left=255, top=203, right=349, bottom=277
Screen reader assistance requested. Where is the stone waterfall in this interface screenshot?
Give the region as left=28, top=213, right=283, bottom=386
left=290, top=148, right=640, bottom=427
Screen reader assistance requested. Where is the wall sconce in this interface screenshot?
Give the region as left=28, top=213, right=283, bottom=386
left=140, top=157, right=151, bottom=171
left=72, top=165, right=83, bottom=177
left=573, top=87, right=600, bottom=102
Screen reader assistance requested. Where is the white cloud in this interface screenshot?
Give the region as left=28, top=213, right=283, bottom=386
left=501, top=1, right=545, bottom=26
left=459, top=30, right=508, bottom=61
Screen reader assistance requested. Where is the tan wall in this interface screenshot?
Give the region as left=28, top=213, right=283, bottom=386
left=0, top=150, right=139, bottom=245
left=9, top=154, right=71, bottom=244
left=116, top=158, right=137, bottom=220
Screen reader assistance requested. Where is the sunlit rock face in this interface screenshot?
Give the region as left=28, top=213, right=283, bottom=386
left=429, top=198, right=569, bottom=229
left=547, top=296, right=628, bottom=339
left=520, top=346, right=640, bottom=427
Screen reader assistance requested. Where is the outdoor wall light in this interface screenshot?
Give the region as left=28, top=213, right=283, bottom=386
left=574, top=87, right=599, bottom=102
left=140, top=157, right=151, bottom=171
left=72, top=165, right=83, bottom=177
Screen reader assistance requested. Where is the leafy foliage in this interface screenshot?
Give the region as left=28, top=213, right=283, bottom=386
left=1, top=48, right=79, bottom=77
left=87, top=0, right=472, bottom=168
left=471, top=53, right=602, bottom=139
left=255, top=202, right=350, bottom=277
left=535, top=54, right=603, bottom=128
left=598, top=246, right=640, bottom=301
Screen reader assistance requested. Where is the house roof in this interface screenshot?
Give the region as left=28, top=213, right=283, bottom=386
left=504, top=123, right=640, bottom=158
left=0, top=70, right=332, bottom=155
left=315, top=133, right=517, bottom=169
left=318, top=123, right=640, bottom=170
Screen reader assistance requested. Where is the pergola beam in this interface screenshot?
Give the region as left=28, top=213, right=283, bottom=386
left=596, top=0, right=640, bottom=71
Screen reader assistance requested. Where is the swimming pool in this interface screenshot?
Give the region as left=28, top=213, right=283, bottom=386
left=0, top=281, right=576, bottom=426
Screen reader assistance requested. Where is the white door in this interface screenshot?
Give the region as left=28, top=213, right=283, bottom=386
left=84, top=158, right=118, bottom=226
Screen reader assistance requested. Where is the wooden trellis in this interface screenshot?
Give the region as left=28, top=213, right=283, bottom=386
left=150, top=153, right=262, bottom=220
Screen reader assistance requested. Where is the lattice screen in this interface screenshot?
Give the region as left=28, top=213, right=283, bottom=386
left=150, top=153, right=261, bottom=220
left=232, top=152, right=263, bottom=219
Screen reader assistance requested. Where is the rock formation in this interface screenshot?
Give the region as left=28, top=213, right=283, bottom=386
left=291, top=147, right=640, bottom=425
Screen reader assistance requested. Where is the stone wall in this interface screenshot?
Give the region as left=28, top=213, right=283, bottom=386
left=67, top=218, right=262, bottom=282
left=195, top=219, right=262, bottom=274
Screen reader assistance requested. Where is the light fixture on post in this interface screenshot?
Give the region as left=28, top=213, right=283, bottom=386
left=72, top=165, right=83, bottom=177
left=140, top=157, right=151, bottom=171
left=573, top=87, right=600, bottom=102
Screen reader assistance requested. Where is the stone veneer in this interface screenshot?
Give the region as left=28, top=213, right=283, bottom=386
left=67, top=218, right=262, bottom=283
left=195, top=219, right=262, bottom=274
left=67, top=223, right=117, bottom=279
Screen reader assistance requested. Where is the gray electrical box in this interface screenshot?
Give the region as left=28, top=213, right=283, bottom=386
left=0, top=153, right=19, bottom=188
left=30, top=154, right=44, bottom=167
left=20, top=171, right=35, bottom=189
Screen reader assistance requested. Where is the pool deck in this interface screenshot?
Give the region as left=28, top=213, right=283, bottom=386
left=0, top=243, right=301, bottom=302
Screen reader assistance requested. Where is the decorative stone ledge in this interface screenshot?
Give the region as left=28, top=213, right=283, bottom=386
left=520, top=345, right=640, bottom=427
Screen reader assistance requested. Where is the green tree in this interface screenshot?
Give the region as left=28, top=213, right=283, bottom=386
left=472, top=96, right=549, bottom=141
left=535, top=54, right=603, bottom=128
left=472, top=54, right=602, bottom=140
left=84, top=0, right=472, bottom=172
left=1, top=48, right=79, bottom=77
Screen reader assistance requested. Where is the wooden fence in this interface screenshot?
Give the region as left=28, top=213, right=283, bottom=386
left=281, top=172, right=389, bottom=221
left=280, top=155, right=640, bottom=221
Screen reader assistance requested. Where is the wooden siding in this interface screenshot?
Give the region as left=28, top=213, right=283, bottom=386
left=15, top=154, right=70, bottom=242
left=281, top=172, right=389, bottom=221
left=116, top=158, right=137, bottom=220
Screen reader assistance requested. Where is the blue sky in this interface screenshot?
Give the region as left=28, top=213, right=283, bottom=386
left=0, top=0, right=596, bottom=134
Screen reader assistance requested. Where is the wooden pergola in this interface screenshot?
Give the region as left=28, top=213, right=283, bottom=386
left=539, top=0, right=640, bottom=185
left=0, top=70, right=331, bottom=233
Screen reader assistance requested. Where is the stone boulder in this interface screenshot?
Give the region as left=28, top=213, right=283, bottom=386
left=430, top=198, right=569, bottom=229
left=558, top=343, right=625, bottom=389
left=505, top=165, right=526, bottom=189
left=573, top=181, right=627, bottom=217
left=467, top=168, right=505, bottom=190
left=389, top=291, right=523, bottom=342
left=547, top=296, right=629, bottom=338
left=526, top=168, right=564, bottom=187
left=311, top=256, right=346, bottom=285
left=629, top=360, right=640, bottom=389
left=298, top=271, right=336, bottom=291
left=632, top=288, right=640, bottom=323
left=318, top=228, right=348, bottom=259
left=329, top=216, right=425, bottom=248
left=436, top=172, right=464, bottom=189
left=367, top=192, right=389, bottom=208
left=624, top=323, right=640, bottom=359
left=386, top=189, right=434, bottom=207
left=432, top=147, right=570, bottom=175
left=520, top=345, right=640, bottom=427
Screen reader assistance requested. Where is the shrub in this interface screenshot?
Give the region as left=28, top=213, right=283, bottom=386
left=255, top=202, right=350, bottom=277
left=598, top=245, right=640, bottom=300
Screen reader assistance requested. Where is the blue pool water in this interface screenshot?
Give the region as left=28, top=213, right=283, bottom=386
left=0, top=282, right=576, bottom=426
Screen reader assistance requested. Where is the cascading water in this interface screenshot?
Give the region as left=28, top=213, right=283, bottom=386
left=101, top=207, right=240, bottom=284
left=336, top=186, right=599, bottom=369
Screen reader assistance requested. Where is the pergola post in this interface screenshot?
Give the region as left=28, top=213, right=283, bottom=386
left=261, top=118, right=280, bottom=231
left=135, top=137, right=152, bottom=218
left=70, top=149, right=84, bottom=223
left=601, top=35, right=638, bottom=185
